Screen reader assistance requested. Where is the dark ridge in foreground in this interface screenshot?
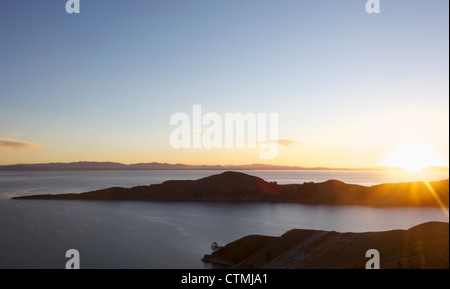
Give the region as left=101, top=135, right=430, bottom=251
left=202, top=222, right=449, bottom=269
left=13, top=171, right=449, bottom=207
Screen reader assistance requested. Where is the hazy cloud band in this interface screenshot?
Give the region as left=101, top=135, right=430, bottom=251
left=0, top=138, right=42, bottom=151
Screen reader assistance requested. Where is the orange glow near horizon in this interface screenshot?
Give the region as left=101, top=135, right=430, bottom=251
left=383, top=141, right=447, bottom=173
left=0, top=137, right=448, bottom=170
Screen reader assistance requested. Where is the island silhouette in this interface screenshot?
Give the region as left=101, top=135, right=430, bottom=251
left=13, top=171, right=449, bottom=207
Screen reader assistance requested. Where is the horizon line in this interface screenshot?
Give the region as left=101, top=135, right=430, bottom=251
left=0, top=161, right=448, bottom=171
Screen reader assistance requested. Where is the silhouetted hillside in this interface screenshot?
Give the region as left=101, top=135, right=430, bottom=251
left=202, top=222, right=449, bottom=269
left=13, top=171, right=449, bottom=207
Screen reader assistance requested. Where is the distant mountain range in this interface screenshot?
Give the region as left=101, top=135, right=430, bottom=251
left=0, top=161, right=448, bottom=171
left=14, top=171, right=449, bottom=207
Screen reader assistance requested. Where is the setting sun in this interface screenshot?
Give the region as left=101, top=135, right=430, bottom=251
left=384, top=141, right=445, bottom=173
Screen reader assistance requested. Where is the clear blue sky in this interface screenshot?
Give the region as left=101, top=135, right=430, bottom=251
left=0, top=0, right=448, bottom=168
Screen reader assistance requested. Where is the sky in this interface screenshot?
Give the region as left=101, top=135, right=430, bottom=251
left=0, top=0, right=449, bottom=168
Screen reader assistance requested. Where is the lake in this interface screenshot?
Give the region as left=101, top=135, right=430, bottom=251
left=0, top=170, right=448, bottom=268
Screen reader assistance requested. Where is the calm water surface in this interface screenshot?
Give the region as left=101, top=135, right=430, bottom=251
left=0, top=170, right=448, bottom=268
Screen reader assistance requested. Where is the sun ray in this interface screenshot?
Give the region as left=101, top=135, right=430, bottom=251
left=424, top=181, right=449, bottom=218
